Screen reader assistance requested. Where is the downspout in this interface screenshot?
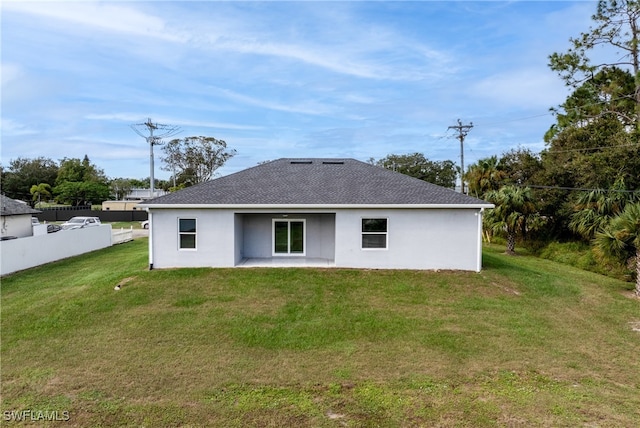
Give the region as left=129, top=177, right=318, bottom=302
left=147, top=209, right=154, bottom=270
left=476, top=208, right=484, bottom=272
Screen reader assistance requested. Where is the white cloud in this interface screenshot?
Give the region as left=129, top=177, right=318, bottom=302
left=170, top=118, right=264, bottom=132
left=0, top=118, right=38, bottom=137
left=0, top=63, right=22, bottom=87
left=84, top=113, right=150, bottom=123
left=2, top=0, right=186, bottom=43
left=208, top=87, right=338, bottom=116
left=84, top=113, right=265, bottom=131
left=470, top=68, right=569, bottom=110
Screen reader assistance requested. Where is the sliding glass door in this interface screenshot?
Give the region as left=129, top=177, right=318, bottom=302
left=273, top=219, right=305, bottom=255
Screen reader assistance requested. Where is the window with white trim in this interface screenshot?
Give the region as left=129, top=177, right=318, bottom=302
left=179, top=218, right=197, bottom=249
left=362, top=218, right=388, bottom=249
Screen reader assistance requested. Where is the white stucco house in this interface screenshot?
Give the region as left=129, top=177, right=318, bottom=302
left=1, top=195, right=40, bottom=239
left=140, top=158, right=494, bottom=271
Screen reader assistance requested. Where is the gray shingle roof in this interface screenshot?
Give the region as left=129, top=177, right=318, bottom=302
left=1, top=195, right=41, bottom=216
left=143, top=158, right=491, bottom=206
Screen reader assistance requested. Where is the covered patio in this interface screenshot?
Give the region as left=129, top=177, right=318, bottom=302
left=234, top=212, right=336, bottom=267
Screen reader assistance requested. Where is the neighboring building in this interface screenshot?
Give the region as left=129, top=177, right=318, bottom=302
left=102, top=201, right=143, bottom=211
left=140, top=158, right=493, bottom=271
left=128, top=188, right=168, bottom=200
left=0, top=195, right=41, bottom=239
left=103, top=189, right=168, bottom=211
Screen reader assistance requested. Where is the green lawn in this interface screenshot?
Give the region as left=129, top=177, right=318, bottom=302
left=1, top=240, right=639, bottom=427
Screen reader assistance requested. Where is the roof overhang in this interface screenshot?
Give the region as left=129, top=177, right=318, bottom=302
left=139, top=203, right=495, bottom=210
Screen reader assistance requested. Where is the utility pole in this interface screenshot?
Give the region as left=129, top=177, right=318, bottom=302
left=448, top=119, right=473, bottom=194
left=131, top=118, right=181, bottom=198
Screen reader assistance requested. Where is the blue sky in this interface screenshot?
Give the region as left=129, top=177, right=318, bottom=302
left=1, top=1, right=598, bottom=181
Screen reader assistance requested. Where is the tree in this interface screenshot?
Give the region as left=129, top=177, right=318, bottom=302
left=569, top=178, right=640, bottom=240
left=594, top=202, right=640, bottom=295
left=110, top=178, right=133, bottom=200
left=484, top=186, right=541, bottom=255
left=545, top=67, right=636, bottom=142
left=546, top=11, right=640, bottom=238
left=1, top=157, right=58, bottom=203
left=54, top=181, right=111, bottom=206
left=543, top=66, right=640, bottom=192
left=375, top=153, right=457, bottom=189
left=54, top=156, right=110, bottom=205
left=56, top=155, right=107, bottom=185
left=161, top=136, right=236, bottom=186
left=549, top=0, right=640, bottom=125
left=30, top=183, right=52, bottom=208
left=464, top=156, right=506, bottom=198
left=499, top=148, right=543, bottom=188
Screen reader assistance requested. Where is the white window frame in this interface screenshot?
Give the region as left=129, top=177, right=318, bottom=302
left=272, top=218, right=306, bottom=256
left=178, top=217, right=197, bottom=251
left=361, top=217, right=388, bottom=250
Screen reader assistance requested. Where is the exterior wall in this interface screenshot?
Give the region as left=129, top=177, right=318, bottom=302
left=334, top=208, right=482, bottom=271
left=1, top=225, right=112, bottom=276
left=1, top=214, right=34, bottom=239
left=102, top=201, right=141, bottom=211
left=234, top=214, right=244, bottom=265
left=239, top=213, right=335, bottom=260
left=149, top=209, right=236, bottom=268
left=148, top=207, right=483, bottom=271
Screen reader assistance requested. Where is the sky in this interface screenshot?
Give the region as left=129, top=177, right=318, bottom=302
left=1, top=0, right=602, bottom=182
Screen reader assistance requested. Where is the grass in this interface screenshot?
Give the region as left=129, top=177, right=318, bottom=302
left=535, top=240, right=633, bottom=282
left=106, top=221, right=145, bottom=229
left=1, top=240, right=639, bottom=426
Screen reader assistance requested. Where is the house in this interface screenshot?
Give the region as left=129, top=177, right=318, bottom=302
left=0, top=195, right=41, bottom=239
left=140, top=158, right=494, bottom=271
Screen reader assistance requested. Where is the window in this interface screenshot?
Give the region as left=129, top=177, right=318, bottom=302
left=179, top=218, right=197, bottom=249
left=362, top=218, right=387, bottom=249
left=273, top=219, right=305, bottom=255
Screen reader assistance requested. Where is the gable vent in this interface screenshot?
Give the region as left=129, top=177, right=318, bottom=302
left=322, top=161, right=344, bottom=165
left=290, top=160, right=313, bottom=164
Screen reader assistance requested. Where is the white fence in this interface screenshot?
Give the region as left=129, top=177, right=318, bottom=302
left=0, top=225, right=114, bottom=276
left=112, top=227, right=134, bottom=245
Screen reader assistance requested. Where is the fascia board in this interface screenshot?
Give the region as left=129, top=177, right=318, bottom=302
left=139, top=203, right=495, bottom=210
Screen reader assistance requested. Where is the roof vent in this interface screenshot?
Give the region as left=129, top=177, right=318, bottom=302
left=322, top=161, right=344, bottom=165
left=290, top=160, right=313, bottom=164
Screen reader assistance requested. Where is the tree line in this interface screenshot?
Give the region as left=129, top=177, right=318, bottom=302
left=0, top=136, right=236, bottom=207
left=472, top=0, right=640, bottom=295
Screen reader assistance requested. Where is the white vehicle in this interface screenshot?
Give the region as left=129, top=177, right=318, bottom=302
left=61, top=216, right=102, bottom=230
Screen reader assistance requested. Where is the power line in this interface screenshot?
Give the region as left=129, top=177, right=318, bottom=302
left=543, top=142, right=638, bottom=154
left=476, top=112, right=553, bottom=127
left=473, top=95, right=632, bottom=128
left=520, top=184, right=640, bottom=193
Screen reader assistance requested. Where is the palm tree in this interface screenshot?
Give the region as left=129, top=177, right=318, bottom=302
left=594, top=202, right=640, bottom=296
left=569, top=178, right=639, bottom=240
left=484, top=185, right=539, bottom=255
left=30, top=183, right=52, bottom=208
left=465, top=156, right=506, bottom=198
